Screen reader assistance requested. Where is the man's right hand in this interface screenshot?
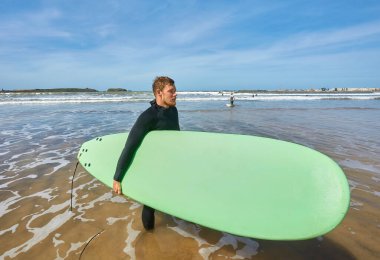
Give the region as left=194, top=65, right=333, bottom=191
left=113, top=180, right=122, bottom=195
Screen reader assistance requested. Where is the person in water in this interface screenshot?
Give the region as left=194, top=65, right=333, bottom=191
left=113, top=76, right=180, bottom=230
left=229, top=92, right=235, bottom=106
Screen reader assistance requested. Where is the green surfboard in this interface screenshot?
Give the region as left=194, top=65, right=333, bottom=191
left=77, top=131, right=350, bottom=240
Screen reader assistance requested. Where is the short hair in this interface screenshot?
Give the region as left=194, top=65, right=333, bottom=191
left=152, top=76, right=175, bottom=94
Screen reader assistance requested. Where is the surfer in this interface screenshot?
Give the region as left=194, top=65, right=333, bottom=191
left=113, top=76, right=180, bottom=231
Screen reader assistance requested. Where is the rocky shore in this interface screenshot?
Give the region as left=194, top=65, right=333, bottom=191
left=0, top=87, right=135, bottom=93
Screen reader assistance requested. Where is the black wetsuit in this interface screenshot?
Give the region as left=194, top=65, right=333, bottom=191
left=114, top=100, right=180, bottom=230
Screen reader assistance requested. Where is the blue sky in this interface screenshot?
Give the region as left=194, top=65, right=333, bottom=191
left=1, top=0, right=380, bottom=91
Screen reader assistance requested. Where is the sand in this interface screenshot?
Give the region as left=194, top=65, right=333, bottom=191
left=1, top=160, right=379, bottom=260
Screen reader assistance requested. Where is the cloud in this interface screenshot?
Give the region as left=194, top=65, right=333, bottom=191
left=167, top=18, right=226, bottom=45
left=168, top=20, right=380, bottom=67
left=268, top=20, right=380, bottom=55
left=1, top=1, right=380, bottom=89
left=0, top=8, right=71, bottom=41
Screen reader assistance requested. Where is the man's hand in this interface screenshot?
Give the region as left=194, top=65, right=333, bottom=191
left=113, top=180, right=122, bottom=195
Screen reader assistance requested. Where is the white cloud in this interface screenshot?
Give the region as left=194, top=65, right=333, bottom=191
left=1, top=2, right=380, bottom=90
left=165, top=13, right=230, bottom=45
left=166, top=20, right=380, bottom=68
left=268, top=20, right=380, bottom=55
left=0, top=8, right=71, bottom=42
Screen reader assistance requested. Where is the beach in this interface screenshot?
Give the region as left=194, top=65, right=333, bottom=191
left=1, top=91, right=380, bottom=259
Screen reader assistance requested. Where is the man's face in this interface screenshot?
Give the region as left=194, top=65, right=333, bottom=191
left=158, top=84, right=177, bottom=107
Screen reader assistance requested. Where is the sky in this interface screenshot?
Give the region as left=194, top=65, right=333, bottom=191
left=1, top=0, right=380, bottom=91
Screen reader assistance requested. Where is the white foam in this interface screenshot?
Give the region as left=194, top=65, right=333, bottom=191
left=169, top=218, right=258, bottom=259
left=123, top=219, right=141, bottom=259
left=1, top=204, right=74, bottom=259
left=348, top=179, right=380, bottom=200
left=110, top=196, right=128, bottom=204
left=55, top=241, right=85, bottom=260
left=74, top=190, right=113, bottom=222
left=348, top=179, right=370, bottom=192
left=0, top=175, right=14, bottom=181
left=0, top=190, right=20, bottom=218
left=0, top=223, right=19, bottom=236
left=232, top=236, right=259, bottom=259
left=340, top=159, right=380, bottom=174
left=33, top=187, right=59, bottom=201
left=3, top=146, right=72, bottom=177
left=1, top=92, right=379, bottom=105
left=350, top=200, right=364, bottom=210
left=106, top=215, right=129, bottom=225
left=178, top=91, right=220, bottom=95
left=0, top=151, right=9, bottom=156
left=129, top=202, right=142, bottom=210
left=0, top=174, right=37, bottom=190
left=52, top=233, right=65, bottom=247
left=0, top=96, right=149, bottom=105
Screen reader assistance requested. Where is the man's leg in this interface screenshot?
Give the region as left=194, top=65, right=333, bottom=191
left=142, top=205, right=155, bottom=230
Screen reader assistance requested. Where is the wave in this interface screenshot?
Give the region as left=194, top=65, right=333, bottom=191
left=1, top=92, right=379, bottom=105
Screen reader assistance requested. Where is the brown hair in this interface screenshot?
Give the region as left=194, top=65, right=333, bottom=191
left=152, top=76, right=175, bottom=95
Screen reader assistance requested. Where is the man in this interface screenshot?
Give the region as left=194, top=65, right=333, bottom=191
left=113, top=76, right=180, bottom=230
left=229, top=92, right=235, bottom=106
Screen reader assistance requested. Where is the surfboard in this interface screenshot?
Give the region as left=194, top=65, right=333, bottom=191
left=226, top=103, right=235, bottom=107
left=77, top=131, right=350, bottom=240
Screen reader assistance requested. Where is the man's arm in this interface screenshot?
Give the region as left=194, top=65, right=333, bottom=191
left=113, top=111, right=154, bottom=194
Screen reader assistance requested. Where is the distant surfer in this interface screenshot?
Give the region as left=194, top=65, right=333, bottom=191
left=113, top=76, right=180, bottom=231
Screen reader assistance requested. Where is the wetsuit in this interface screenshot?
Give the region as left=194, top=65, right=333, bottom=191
left=113, top=100, right=180, bottom=230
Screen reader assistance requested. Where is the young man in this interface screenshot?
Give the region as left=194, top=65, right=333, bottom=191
left=113, top=76, right=180, bottom=230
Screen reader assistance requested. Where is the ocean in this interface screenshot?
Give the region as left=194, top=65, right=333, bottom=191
left=1, top=91, right=380, bottom=259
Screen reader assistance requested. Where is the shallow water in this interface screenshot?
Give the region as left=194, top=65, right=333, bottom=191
left=1, top=92, right=380, bottom=259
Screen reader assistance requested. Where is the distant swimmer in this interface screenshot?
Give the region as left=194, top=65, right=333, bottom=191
left=226, top=92, right=235, bottom=107
left=230, top=92, right=235, bottom=105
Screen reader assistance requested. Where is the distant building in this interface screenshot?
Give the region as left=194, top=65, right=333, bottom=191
left=332, top=88, right=379, bottom=92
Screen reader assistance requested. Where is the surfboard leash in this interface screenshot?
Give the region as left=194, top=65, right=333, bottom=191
left=70, top=161, right=80, bottom=212
left=79, top=229, right=105, bottom=259
left=69, top=160, right=105, bottom=258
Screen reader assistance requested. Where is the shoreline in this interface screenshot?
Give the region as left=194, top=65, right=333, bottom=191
left=1, top=87, right=379, bottom=94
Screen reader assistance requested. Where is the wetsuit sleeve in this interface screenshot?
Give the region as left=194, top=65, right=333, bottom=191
left=174, top=107, right=180, bottom=130
left=113, top=110, right=154, bottom=182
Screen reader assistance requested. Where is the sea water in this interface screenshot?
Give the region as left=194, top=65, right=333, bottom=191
left=1, top=91, right=380, bottom=259
left=2, top=91, right=379, bottom=173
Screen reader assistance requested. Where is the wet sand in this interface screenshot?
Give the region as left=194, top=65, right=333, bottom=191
left=1, top=160, right=379, bottom=259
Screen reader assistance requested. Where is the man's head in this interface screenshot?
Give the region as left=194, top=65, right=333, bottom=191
left=152, top=76, right=177, bottom=108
